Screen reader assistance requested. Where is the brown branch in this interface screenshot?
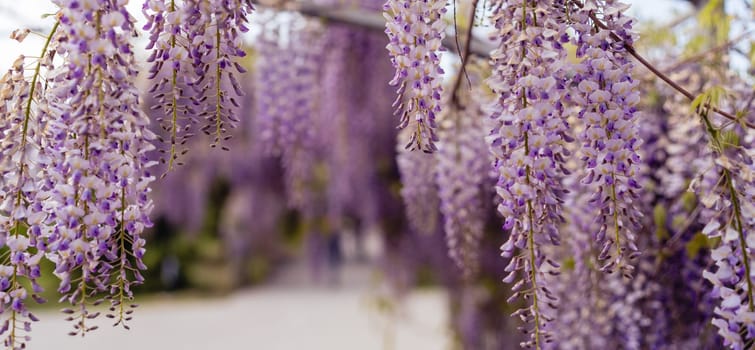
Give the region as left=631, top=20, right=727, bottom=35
left=255, top=1, right=496, bottom=56
left=656, top=31, right=754, bottom=74
left=451, top=0, right=480, bottom=108
left=659, top=11, right=694, bottom=30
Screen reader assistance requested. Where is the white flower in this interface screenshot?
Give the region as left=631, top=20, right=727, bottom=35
left=6, top=236, right=29, bottom=252
left=720, top=288, right=742, bottom=309
left=102, top=11, right=125, bottom=29
left=711, top=245, right=732, bottom=261
left=0, top=265, right=14, bottom=278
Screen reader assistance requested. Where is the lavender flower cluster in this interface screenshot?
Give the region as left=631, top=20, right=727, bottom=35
left=0, top=0, right=252, bottom=347
left=1, top=0, right=755, bottom=349
left=0, top=0, right=156, bottom=346
left=397, top=130, right=441, bottom=236
left=144, top=0, right=254, bottom=164
left=384, top=0, right=447, bottom=152
left=696, top=109, right=755, bottom=348
left=436, top=101, right=490, bottom=278
left=569, top=0, right=643, bottom=278
left=486, top=0, right=573, bottom=346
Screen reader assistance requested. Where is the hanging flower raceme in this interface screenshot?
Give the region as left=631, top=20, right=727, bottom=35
left=569, top=0, right=643, bottom=278
left=250, top=12, right=327, bottom=215
left=397, top=130, right=441, bottom=236
left=185, top=0, right=253, bottom=150
left=384, top=0, right=447, bottom=152
left=279, top=20, right=327, bottom=214
left=142, top=0, right=198, bottom=173
left=486, top=0, right=573, bottom=347
left=0, top=21, right=60, bottom=348
left=47, top=0, right=156, bottom=335
left=697, top=147, right=755, bottom=349
left=321, top=27, right=399, bottom=230
left=257, top=14, right=333, bottom=215
left=319, top=26, right=371, bottom=228
left=436, top=89, right=491, bottom=278
left=691, top=95, right=755, bottom=348
left=632, top=77, right=732, bottom=348
left=547, top=203, right=612, bottom=350
left=252, top=11, right=290, bottom=155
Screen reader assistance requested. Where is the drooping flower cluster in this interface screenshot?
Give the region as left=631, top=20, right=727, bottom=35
left=278, top=22, right=326, bottom=214
left=142, top=0, right=198, bottom=172
left=384, top=0, right=447, bottom=152
left=569, top=0, right=643, bottom=278
left=319, top=26, right=383, bottom=229
left=2, top=0, right=755, bottom=348
left=253, top=11, right=291, bottom=155
left=546, top=80, right=704, bottom=349
left=46, top=0, right=157, bottom=335
left=486, top=0, right=573, bottom=346
left=436, top=83, right=491, bottom=277
left=252, top=13, right=327, bottom=213
left=636, top=71, right=731, bottom=347
left=396, top=130, right=441, bottom=236
left=0, top=23, right=59, bottom=349
left=250, top=14, right=401, bottom=230
left=546, top=199, right=613, bottom=349
left=693, top=106, right=755, bottom=348
left=179, top=0, right=254, bottom=150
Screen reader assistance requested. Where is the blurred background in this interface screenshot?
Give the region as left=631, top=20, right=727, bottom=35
left=0, top=0, right=705, bottom=349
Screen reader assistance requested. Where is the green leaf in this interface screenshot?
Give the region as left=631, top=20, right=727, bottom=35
left=690, top=94, right=706, bottom=112
left=681, top=190, right=697, bottom=213
left=720, top=130, right=740, bottom=150
left=691, top=85, right=728, bottom=113
left=698, top=0, right=730, bottom=45
left=654, top=204, right=669, bottom=240
left=686, top=232, right=712, bottom=259
left=562, top=257, right=575, bottom=272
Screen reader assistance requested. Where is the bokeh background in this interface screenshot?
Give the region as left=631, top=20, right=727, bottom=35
left=0, top=0, right=708, bottom=349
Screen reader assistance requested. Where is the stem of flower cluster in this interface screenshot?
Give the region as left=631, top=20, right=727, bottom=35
left=700, top=109, right=754, bottom=313
left=214, top=20, right=223, bottom=146
left=6, top=20, right=60, bottom=347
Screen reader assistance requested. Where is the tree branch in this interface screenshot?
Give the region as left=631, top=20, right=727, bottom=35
left=650, top=31, right=753, bottom=77
left=256, top=1, right=496, bottom=56
left=451, top=0, right=480, bottom=108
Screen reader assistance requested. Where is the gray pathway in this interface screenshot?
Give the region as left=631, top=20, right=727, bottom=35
left=28, top=263, right=450, bottom=350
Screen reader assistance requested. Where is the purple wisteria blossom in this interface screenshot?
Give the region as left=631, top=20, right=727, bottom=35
left=569, top=0, right=643, bottom=278
left=436, top=82, right=491, bottom=277
left=694, top=115, right=755, bottom=348
left=319, top=26, right=383, bottom=229
left=277, top=18, right=325, bottom=214
left=634, top=78, right=721, bottom=348
left=396, top=130, right=441, bottom=236
left=142, top=0, right=198, bottom=172
left=47, top=0, right=156, bottom=335
left=186, top=0, right=253, bottom=150
left=1, top=0, right=755, bottom=348
left=486, top=0, right=573, bottom=346
left=546, top=201, right=613, bottom=349
left=0, top=25, right=57, bottom=347
left=252, top=10, right=289, bottom=155
left=384, top=0, right=447, bottom=152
